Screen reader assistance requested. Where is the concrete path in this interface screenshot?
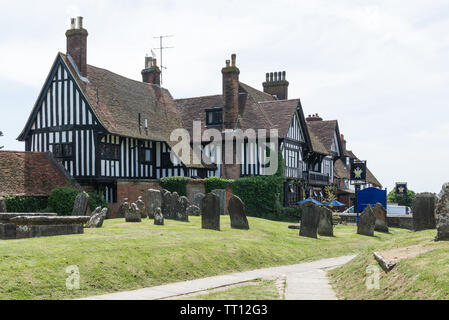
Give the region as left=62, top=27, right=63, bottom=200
left=82, top=255, right=356, bottom=300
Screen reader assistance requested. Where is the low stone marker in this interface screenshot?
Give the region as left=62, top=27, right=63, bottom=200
left=228, top=195, right=249, bottom=230
left=299, top=202, right=320, bottom=238
left=412, top=193, right=437, bottom=231
left=85, top=207, right=108, bottom=228
left=0, top=213, right=57, bottom=240
left=136, top=196, right=147, bottom=218
left=317, top=206, right=333, bottom=237
left=176, top=196, right=190, bottom=222
left=194, top=193, right=205, bottom=211
left=357, top=205, right=376, bottom=237
left=202, top=193, right=220, bottom=231
left=212, top=189, right=226, bottom=215
left=186, top=205, right=201, bottom=216
left=10, top=216, right=90, bottom=239
left=117, top=198, right=128, bottom=218
left=435, top=183, right=449, bottom=241
left=373, top=203, right=389, bottom=233
left=146, top=189, right=162, bottom=219
left=0, top=197, right=7, bottom=213
left=154, top=207, right=164, bottom=226
left=72, top=191, right=90, bottom=216
left=125, top=203, right=142, bottom=223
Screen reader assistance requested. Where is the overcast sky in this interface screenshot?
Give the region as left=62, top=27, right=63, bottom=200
left=0, top=0, right=448, bottom=193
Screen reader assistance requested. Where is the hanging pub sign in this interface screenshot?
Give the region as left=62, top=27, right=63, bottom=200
left=395, top=183, right=408, bottom=195
left=350, top=160, right=367, bottom=183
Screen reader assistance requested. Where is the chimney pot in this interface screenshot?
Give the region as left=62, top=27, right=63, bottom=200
left=226, top=60, right=230, bottom=67
left=231, top=54, right=236, bottom=67
left=77, top=16, right=83, bottom=29
left=270, top=72, right=273, bottom=82
left=282, top=71, right=286, bottom=80
left=70, top=18, right=76, bottom=29
left=266, top=73, right=269, bottom=82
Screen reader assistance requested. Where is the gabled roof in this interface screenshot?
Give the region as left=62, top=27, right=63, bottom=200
left=306, top=119, right=343, bottom=156
left=335, top=150, right=382, bottom=188
left=0, top=151, right=72, bottom=197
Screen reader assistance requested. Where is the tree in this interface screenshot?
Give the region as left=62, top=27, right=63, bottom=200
left=387, top=189, right=415, bottom=207
left=324, top=185, right=337, bottom=203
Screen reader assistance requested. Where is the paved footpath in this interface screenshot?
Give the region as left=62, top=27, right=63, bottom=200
left=82, top=255, right=356, bottom=300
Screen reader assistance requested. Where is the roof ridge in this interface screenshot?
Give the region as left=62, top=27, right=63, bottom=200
left=175, top=94, right=222, bottom=101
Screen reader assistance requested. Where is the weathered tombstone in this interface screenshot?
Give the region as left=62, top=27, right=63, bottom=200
left=0, top=197, right=7, bottom=213
left=194, top=193, right=205, bottom=211
left=146, top=189, right=162, bottom=219
left=72, top=191, right=90, bottom=216
left=186, top=205, right=201, bottom=216
left=161, top=190, right=171, bottom=219
left=176, top=196, right=190, bottom=222
left=169, top=192, right=180, bottom=219
left=299, top=202, right=320, bottom=238
left=212, top=189, right=226, bottom=215
left=117, top=198, right=129, bottom=218
left=357, top=205, right=376, bottom=237
left=412, top=193, right=437, bottom=231
left=85, top=207, right=108, bottom=228
left=125, top=203, right=142, bottom=223
left=136, top=196, right=147, bottom=218
left=228, top=195, right=249, bottom=230
left=435, top=183, right=449, bottom=241
left=154, top=207, right=164, bottom=226
left=373, top=203, right=389, bottom=233
left=317, top=206, right=333, bottom=237
left=202, top=193, right=220, bottom=231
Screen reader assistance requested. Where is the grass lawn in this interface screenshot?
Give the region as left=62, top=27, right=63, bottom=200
left=328, top=232, right=449, bottom=300
left=0, top=216, right=439, bottom=300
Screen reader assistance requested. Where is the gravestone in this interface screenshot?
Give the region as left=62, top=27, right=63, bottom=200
left=435, top=183, right=449, bottom=241
left=117, top=198, right=129, bottom=218
left=194, top=193, right=205, bottom=211
left=146, top=189, right=162, bottom=219
left=125, top=203, right=142, bottom=223
left=176, top=196, right=190, bottom=222
left=0, top=197, right=6, bottom=213
left=357, top=205, right=376, bottom=237
left=169, top=192, right=180, bottom=219
left=373, top=203, right=389, bottom=233
left=72, top=191, right=90, bottom=216
left=202, top=193, right=220, bottom=231
left=412, top=193, right=437, bottom=231
left=228, top=195, right=249, bottom=230
left=85, top=207, right=108, bottom=228
left=154, top=207, right=164, bottom=226
left=136, top=196, right=147, bottom=218
left=317, top=206, right=333, bottom=237
left=161, top=190, right=171, bottom=219
left=299, top=202, right=320, bottom=238
left=186, top=205, right=201, bottom=216
left=212, top=189, right=226, bottom=215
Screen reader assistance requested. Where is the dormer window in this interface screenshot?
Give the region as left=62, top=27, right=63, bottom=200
left=206, top=108, right=222, bottom=126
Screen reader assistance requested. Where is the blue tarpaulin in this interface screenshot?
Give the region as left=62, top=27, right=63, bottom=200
left=324, top=200, right=345, bottom=207
left=297, top=198, right=323, bottom=206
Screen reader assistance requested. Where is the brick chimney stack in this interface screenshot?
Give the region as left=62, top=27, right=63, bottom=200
left=306, top=113, right=323, bottom=122
left=66, top=17, right=88, bottom=78
left=340, top=134, right=347, bottom=153
left=263, top=71, right=289, bottom=100
left=141, top=56, right=161, bottom=85
left=222, top=54, right=240, bottom=129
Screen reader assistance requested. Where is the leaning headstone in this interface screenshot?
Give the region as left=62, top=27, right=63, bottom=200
left=176, top=196, right=190, bottom=222
left=0, top=197, right=7, bottom=213
left=186, top=205, right=201, bottom=216
left=357, top=205, right=376, bottom=237
left=317, top=206, right=333, bottom=237
left=299, top=202, right=320, bottom=238
left=125, top=203, right=142, bottom=223
left=212, top=189, right=226, bottom=215
left=194, top=193, right=205, bottom=211
left=228, top=195, right=249, bottom=230
left=412, top=193, right=437, bottom=231
left=117, top=198, right=129, bottom=218
left=373, top=203, right=389, bottom=233
left=435, top=183, right=449, bottom=241
left=146, top=189, right=162, bottom=219
left=72, top=191, right=90, bottom=216
left=85, top=207, right=108, bottom=228
left=154, top=207, right=164, bottom=226
left=202, top=193, right=220, bottom=231
left=136, top=196, right=147, bottom=218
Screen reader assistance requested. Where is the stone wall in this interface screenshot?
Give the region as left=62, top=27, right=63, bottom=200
left=336, top=213, right=413, bottom=230
left=186, top=179, right=206, bottom=204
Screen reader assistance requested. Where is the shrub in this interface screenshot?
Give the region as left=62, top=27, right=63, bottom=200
left=47, top=186, right=80, bottom=216
left=88, top=191, right=108, bottom=211
left=204, top=177, right=230, bottom=193
left=280, top=206, right=302, bottom=221
left=4, top=197, right=48, bottom=213
left=159, top=176, right=189, bottom=196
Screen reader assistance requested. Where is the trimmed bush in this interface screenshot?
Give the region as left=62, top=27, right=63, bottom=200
left=88, top=191, right=108, bottom=211
left=204, top=177, right=230, bottom=194
left=159, top=177, right=189, bottom=196
left=4, top=197, right=48, bottom=213
left=47, top=186, right=80, bottom=216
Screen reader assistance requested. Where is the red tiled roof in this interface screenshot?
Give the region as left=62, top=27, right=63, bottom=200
left=306, top=120, right=339, bottom=155
left=0, top=151, right=72, bottom=197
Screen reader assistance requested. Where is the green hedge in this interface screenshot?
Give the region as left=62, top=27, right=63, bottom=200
left=4, top=197, right=48, bottom=213
left=204, top=177, right=230, bottom=193
left=159, top=177, right=189, bottom=197
left=88, top=191, right=108, bottom=211
left=48, top=186, right=80, bottom=216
